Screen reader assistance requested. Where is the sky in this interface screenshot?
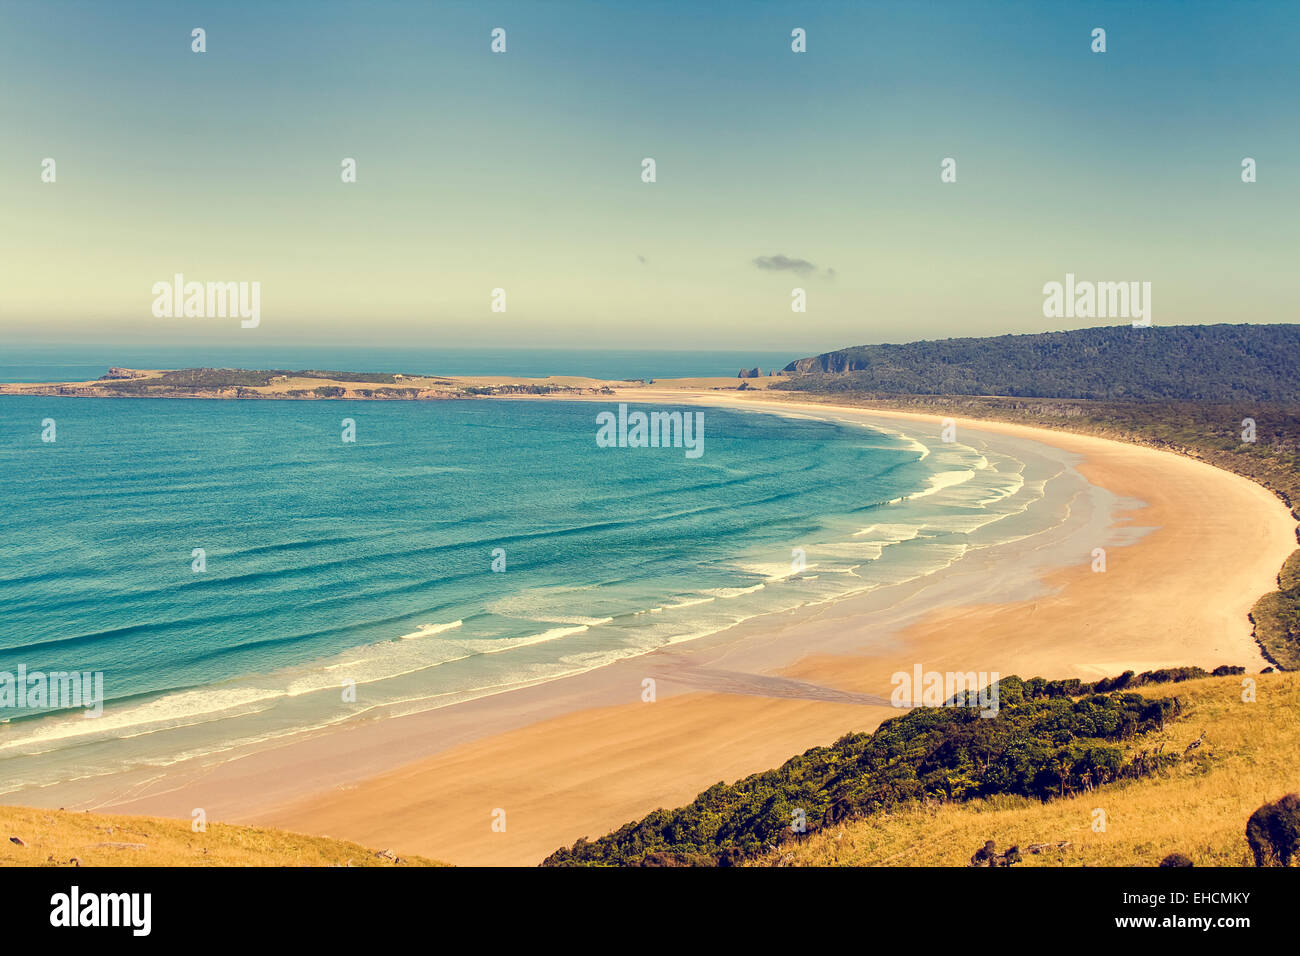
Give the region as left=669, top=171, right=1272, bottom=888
left=1, top=0, right=1297, bottom=354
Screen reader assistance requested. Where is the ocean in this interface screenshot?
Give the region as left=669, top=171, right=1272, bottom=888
left=0, top=350, right=1049, bottom=799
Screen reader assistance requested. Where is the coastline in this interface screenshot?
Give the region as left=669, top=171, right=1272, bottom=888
left=22, top=388, right=1291, bottom=865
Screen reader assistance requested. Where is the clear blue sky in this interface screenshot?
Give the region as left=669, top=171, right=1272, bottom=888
left=1, top=0, right=1296, bottom=351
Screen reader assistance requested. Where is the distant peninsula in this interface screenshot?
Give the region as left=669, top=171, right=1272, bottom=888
left=0, top=367, right=620, bottom=401
left=0, top=366, right=789, bottom=401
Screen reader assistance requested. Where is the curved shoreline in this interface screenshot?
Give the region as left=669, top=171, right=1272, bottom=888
left=18, top=391, right=1298, bottom=866
left=0, top=397, right=1034, bottom=788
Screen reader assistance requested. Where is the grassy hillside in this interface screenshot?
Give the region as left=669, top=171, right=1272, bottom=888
left=543, top=667, right=1259, bottom=867
left=781, top=324, right=1300, bottom=402
left=0, top=806, right=445, bottom=867
left=757, top=672, right=1299, bottom=867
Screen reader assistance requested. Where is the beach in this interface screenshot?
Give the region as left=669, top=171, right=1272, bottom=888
left=62, top=388, right=1295, bottom=866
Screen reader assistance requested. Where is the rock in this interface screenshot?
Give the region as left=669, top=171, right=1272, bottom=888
left=8, top=837, right=26, bottom=846
left=1247, top=792, right=1300, bottom=866
left=785, top=354, right=865, bottom=374
left=737, top=367, right=762, bottom=379
left=69, top=857, right=81, bottom=867
left=1026, top=841, right=1073, bottom=855
left=376, top=848, right=397, bottom=862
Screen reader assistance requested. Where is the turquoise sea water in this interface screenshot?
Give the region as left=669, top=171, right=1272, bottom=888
left=0, top=388, right=1041, bottom=796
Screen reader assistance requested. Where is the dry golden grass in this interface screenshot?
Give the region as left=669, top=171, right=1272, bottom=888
left=0, top=806, right=446, bottom=867
left=761, top=672, right=1300, bottom=867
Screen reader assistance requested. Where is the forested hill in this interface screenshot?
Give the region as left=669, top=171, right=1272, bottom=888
left=779, top=324, right=1300, bottom=401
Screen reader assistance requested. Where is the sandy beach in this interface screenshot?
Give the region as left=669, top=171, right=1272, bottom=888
left=66, top=388, right=1294, bottom=866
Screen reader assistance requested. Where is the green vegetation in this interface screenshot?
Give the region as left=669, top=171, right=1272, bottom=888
left=781, top=324, right=1300, bottom=402
left=463, top=384, right=575, bottom=395
left=1251, top=550, right=1300, bottom=670
left=541, top=669, right=1232, bottom=867
left=290, top=370, right=401, bottom=385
